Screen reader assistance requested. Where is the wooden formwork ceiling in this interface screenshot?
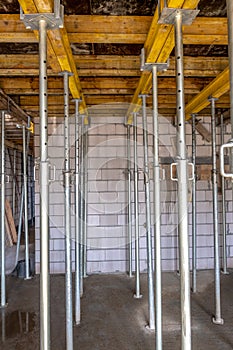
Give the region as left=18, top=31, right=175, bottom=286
left=0, top=0, right=230, bottom=145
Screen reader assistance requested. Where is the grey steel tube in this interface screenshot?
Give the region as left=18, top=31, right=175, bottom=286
left=83, top=125, right=88, bottom=278
left=210, top=97, right=224, bottom=325
left=191, top=114, right=197, bottom=293
left=74, top=99, right=81, bottom=325
left=152, top=65, right=162, bottom=349
left=220, top=114, right=228, bottom=274
left=39, top=19, right=50, bottom=350
left=133, top=113, right=142, bottom=299
left=141, top=94, right=155, bottom=331
left=174, top=11, right=191, bottom=349
left=1, top=111, right=6, bottom=308
left=62, top=71, right=73, bottom=350
left=12, top=149, right=16, bottom=219
left=127, top=125, right=133, bottom=278
left=23, top=126, right=30, bottom=280
left=15, top=130, right=31, bottom=269
left=79, top=118, right=84, bottom=297
left=227, top=0, right=233, bottom=140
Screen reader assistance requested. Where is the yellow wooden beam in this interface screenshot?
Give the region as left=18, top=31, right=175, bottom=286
left=127, top=0, right=200, bottom=124
left=185, top=67, right=230, bottom=120
left=18, top=0, right=87, bottom=118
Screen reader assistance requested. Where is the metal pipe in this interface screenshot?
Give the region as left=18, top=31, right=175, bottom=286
left=226, top=0, right=233, bottom=224
left=61, top=70, right=73, bottom=350
left=83, top=125, right=88, bottom=278
left=174, top=11, right=191, bottom=349
left=227, top=0, right=233, bottom=140
left=15, top=130, right=30, bottom=269
left=39, top=18, right=50, bottom=350
left=133, top=113, right=142, bottom=299
left=79, top=117, right=85, bottom=296
left=220, top=114, right=228, bottom=274
left=140, top=94, right=155, bottom=331
left=23, top=125, right=31, bottom=280
left=191, top=114, right=197, bottom=293
left=74, top=99, right=81, bottom=325
left=152, top=65, right=162, bottom=349
left=1, top=111, right=6, bottom=308
left=12, top=149, right=16, bottom=219
left=127, top=124, right=133, bottom=278
left=210, top=97, right=224, bottom=325
left=1, top=309, right=6, bottom=342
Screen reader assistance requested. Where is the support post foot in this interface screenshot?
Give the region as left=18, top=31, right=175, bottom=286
left=212, top=317, right=224, bottom=325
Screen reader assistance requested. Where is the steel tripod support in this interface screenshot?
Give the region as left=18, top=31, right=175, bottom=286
left=73, top=98, right=82, bottom=325
left=60, top=70, right=74, bottom=350
left=0, top=111, right=7, bottom=308
left=133, top=113, right=142, bottom=299
left=127, top=124, right=133, bottom=278
left=21, top=2, right=64, bottom=348
left=209, top=97, right=224, bottom=326
left=140, top=94, right=155, bottom=331
left=191, top=114, right=197, bottom=293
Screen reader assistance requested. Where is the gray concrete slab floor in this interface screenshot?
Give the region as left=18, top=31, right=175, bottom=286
left=0, top=271, right=233, bottom=349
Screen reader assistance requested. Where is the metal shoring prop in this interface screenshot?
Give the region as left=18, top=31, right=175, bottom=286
left=152, top=65, right=162, bottom=350
left=39, top=19, right=51, bottom=350
left=73, top=98, right=81, bottom=325
left=1, top=111, right=7, bottom=308
left=220, top=113, right=228, bottom=274
left=191, top=114, right=197, bottom=293
left=79, top=116, right=84, bottom=297
left=227, top=0, right=233, bottom=198
left=127, top=124, right=133, bottom=278
left=133, top=112, right=142, bottom=299
left=60, top=70, right=74, bottom=350
left=175, top=11, right=192, bottom=348
left=209, top=97, right=224, bottom=326
left=20, top=2, right=64, bottom=348
left=83, top=124, right=88, bottom=278
left=22, top=125, right=31, bottom=279
left=140, top=94, right=155, bottom=331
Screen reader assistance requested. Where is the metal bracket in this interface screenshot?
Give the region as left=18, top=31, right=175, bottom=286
left=33, top=160, right=40, bottom=182
left=5, top=175, right=10, bottom=184
left=140, top=48, right=169, bottom=72
left=220, top=139, right=233, bottom=179
left=49, top=163, right=56, bottom=183
left=158, top=7, right=199, bottom=25
left=20, top=0, right=64, bottom=30
left=170, top=162, right=195, bottom=181
left=170, top=162, right=178, bottom=182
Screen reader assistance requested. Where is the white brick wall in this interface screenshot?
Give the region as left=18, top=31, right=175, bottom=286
left=34, top=110, right=233, bottom=274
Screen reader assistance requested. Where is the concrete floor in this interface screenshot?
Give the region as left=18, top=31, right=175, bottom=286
left=1, top=271, right=233, bottom=349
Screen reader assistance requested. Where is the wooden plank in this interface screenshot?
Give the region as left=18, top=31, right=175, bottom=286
left=5, top=199, right=17, bottom=244
left=5, top=215, right=13, bottom=247
left=0, top=55, right=228, bottom=75
left=0, top=15, right=227, bottom=36
left=0, top=32, right=224, bottom=45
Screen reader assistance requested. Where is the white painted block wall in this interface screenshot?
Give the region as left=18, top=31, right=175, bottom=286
left=34, top=109, right=233, bottom=274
